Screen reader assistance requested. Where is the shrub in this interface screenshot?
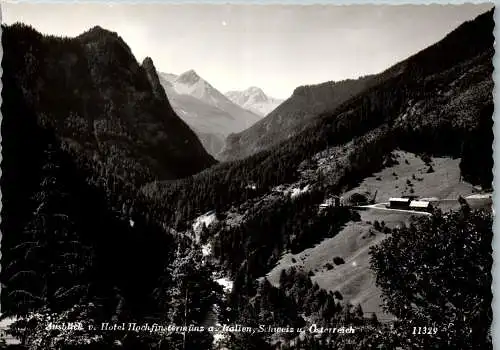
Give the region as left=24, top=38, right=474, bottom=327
left=421, top=153, right=432, bottom=165
left=333, top=257, right=345, bottom=265
left=349, top=192, right=368, bottom=205
left=370, top=209, right=492, bottom=348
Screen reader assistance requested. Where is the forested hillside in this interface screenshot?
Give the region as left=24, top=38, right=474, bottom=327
left=2, top=23, right=215, bottom=186
left=220, top=75, right=376, bottom=161
left=220, top=8, right=494, bottom=162
left=1, top=82, right=218, bottom=350
left=1, top=23, right=219, bottom=350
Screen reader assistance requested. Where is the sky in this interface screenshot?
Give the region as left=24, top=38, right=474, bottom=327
left=1, top=2, right=494, bottom=99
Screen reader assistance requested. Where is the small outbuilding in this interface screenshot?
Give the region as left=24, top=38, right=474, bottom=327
left=319, top=196, right=342, bottom=209
left=409, top=200, right=433, bottom=212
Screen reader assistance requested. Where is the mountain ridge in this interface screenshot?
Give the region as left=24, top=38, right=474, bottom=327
left=219, top=9, right=495, bottom=162
left=220, top=75, right=377, bottom=161
left=2, top=23, right=216, bottom=185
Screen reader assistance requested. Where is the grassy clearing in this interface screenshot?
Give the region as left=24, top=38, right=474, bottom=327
left=267, top=222, right=393, bottom=319
left=266, top=151, right=477, bottom=320
left=343, top=150, right=474, bottom=203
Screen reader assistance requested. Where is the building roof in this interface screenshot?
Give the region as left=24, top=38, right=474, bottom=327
left=409, top=200, right=431, bottom=208
left=402, top=195, right=419, bottom=199
left=389, top=197, right=411, bottom=202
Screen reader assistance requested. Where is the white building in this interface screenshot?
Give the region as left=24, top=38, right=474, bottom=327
left=319, top=196, right=341, bottom=209
left=409, top=200, right=432, bottom=211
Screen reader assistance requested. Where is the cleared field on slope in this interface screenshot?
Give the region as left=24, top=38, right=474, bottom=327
left=267, top=151, right=476, bottom=320
left=267, top=222, right=392, bottom=320
left=343, top=150, right=475, bottom=203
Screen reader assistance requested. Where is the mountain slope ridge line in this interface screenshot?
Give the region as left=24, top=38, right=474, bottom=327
left=220, top=9, right=494, bottom=161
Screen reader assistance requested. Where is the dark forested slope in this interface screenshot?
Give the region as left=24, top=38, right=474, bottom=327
left=2, top=23, right=216, bottom=186
left=1, top=101, right=218, bottom=348
left=1, top=23, right=220, bottom=349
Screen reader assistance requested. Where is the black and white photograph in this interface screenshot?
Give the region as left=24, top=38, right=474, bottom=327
left=0, top=2, right=494, bottom=349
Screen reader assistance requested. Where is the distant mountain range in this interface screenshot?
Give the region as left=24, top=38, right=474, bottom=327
left=225, top=87, right=284, bottom=117
left=158, top=70, right=263, bottom=157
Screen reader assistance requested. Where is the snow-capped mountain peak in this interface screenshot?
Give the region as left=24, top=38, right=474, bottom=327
left=245, top=86, right=265, bottom=95
left=240, top=87, right=268, bottom=104
left=157, top=70, right=264, bottom=157
left=225, top=87, right=284, bottom=117
left=176, top=69, right=201, bottom=85
left=172, top=69, right=223, bottom=106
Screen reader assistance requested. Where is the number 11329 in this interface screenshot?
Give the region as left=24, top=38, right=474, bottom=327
left=412, top=326, right=438, bottom=335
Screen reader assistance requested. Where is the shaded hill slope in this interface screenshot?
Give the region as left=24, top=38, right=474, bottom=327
left=2, top=23, right=216, bottom=186
left=1, top=67, right=218, bottom=348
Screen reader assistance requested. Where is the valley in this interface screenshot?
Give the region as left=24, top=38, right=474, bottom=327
left=158, top=71, right=265, bottom=157
left=182, top=144, right=492, bottom=348
left=0, top=5, right=494, bottom=350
